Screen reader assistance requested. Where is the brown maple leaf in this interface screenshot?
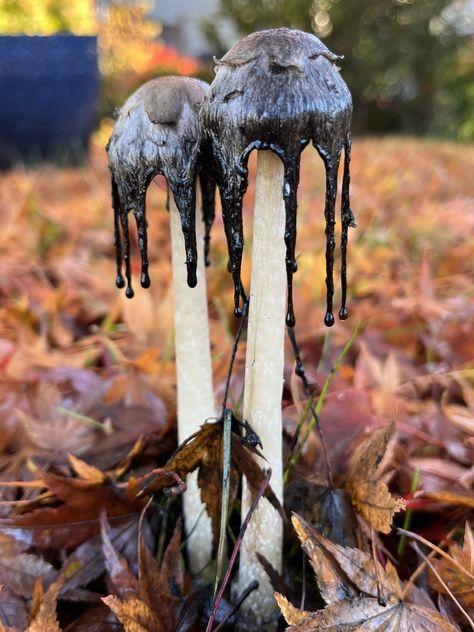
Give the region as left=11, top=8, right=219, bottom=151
left=275, top=513, right=457, bottom=631
left=1, top=469, right=144, bottom=549
left=139, top=419, right=284, bottom=550
left=345, top=422, right=405, bottom=533
left=429, top=521, right=474, bottom=611
left=101, top=513, right=198, bottom=632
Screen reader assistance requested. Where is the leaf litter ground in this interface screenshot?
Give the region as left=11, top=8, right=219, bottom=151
left=0, top=137, right=472, bottom=630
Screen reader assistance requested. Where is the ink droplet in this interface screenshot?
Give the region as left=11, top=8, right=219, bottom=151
left=324, top=312, right=335, bottom=327
left=234, top=306, right=243, bottom=318
left=116, top=274, right=125, bottom=289
left=126, top=286, right=135, bottom=299
left=339, top=306, right=348, bottom=320
left=286, top=312, right=296, bottom=327
left=141, top=271, right=151, bottom=288
left=187, top=268, right=197, bottom=288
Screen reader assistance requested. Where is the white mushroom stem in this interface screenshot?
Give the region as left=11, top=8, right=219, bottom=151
left=238, top=151, right=286, bottom=624
left=169, top=187, right=215, bottom=574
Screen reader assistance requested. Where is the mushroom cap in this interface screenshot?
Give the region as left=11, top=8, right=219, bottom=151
left=202, top=28, right=352, bottom=155
left=107, top=76, right=209, bottom=186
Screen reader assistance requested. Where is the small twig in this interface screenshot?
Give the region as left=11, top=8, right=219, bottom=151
left=398, top=528, right=474, bottom=583
left=401, top=525, right=458, bottom=599
left=410, top=542, right=474, bottom=631
left=206, top=469, right=272, bottom=632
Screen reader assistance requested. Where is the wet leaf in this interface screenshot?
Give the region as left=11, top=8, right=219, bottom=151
left=345, top=422, right=405, bottom=533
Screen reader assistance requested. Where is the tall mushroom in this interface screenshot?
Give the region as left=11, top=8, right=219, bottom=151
left=107, top=76, right=216, bottom=574
left=201, top=28, right=354, bottom=623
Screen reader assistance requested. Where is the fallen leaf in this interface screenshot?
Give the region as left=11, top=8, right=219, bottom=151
left=25, top=574, right=66, bottom=632
left=140, top=419, right=284, bottom=549
left=276, top=593, right=459, bottom=631
left=276, top=513, right=458, bottom=631
left=68, top=454, right=106, bottom=484
left=345, top=422, right=405, bottom=533
left=0, top=532, right=56, bottom=598
left=102, top=595, right=159, bottom=632
left=429, top=521, right=474, bottom=610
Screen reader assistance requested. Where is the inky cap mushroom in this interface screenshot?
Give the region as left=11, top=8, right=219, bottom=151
left=107, top=76, right=215, bottom=297
left=201, top=27, right=356, bottom=327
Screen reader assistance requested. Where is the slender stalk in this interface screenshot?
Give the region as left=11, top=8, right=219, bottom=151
left=169, top=188, right=215, bottom=574
left=238, top=151, right=286, bottom=626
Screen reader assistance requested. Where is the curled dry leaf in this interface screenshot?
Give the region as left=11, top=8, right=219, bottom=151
left=345, top=422, right=405, bottom=533
left=101, top=515, right=197, bottom=632
left=25, top=573, right=66, bottom=632
left=429, top=521, right=474, bottom=611
left=139, top=420, right=284, bottom=549
left=68, top=454, right=106, bottom=484
left=276, top=513, right=458, bottom=631
left=102, top=595, right=160, bottom=632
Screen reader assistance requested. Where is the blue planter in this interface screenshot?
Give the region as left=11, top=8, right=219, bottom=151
left=0, top=35, right=100, bottom=168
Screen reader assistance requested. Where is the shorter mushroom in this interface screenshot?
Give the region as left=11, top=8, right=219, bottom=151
left=107, top=76, right=216, bottom=573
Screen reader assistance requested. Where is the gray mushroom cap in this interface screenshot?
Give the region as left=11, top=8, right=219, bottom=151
left=107, top=76, right=215, bottom=298
left=201, top=28, right=355, bottom=326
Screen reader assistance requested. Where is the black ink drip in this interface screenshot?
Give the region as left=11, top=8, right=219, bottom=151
left=339, top=134, right=356, bottom=320
left=111, top=177, right=125, bottom=289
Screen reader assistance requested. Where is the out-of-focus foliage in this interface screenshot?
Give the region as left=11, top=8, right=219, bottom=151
left=0, top=0, right=97, bottom=34
left=97, top=1, right=200, bottom=119
left=0, top=0, right=201, bottom=124
left=203, top=0, right=474, bottom=139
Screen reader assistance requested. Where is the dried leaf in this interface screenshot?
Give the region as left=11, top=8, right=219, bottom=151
left=141, top=420, right=283, bottom=549
left=1, top=471, right=144, bottom=549
left=68, top=454, right=106, bottom=484
left=345, top=422, right=405, bottom=533
left=102, top=595, right=160, bottom=632
left=0, top=533, right=56, bottom=598
left=277, top=595, right=459, bottom=631
left=101, top=514, right=140, bottom=600
left=291, top=514, right=402, bottom=601
left=274, top=593, right=312, bottom=625
left=414, top=490, right=474, bottom=510
left=429, top=522, right=474, bottom=609
left=25, top=574, right=65, bottom=632
left=280, top=513, right=458, bottom=632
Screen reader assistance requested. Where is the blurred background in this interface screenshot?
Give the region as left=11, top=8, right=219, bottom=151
left=0, top=0, right=473, bottom=166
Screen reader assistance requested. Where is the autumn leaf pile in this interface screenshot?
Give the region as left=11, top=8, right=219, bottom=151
left=0, top=137, right=472, bottom=630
